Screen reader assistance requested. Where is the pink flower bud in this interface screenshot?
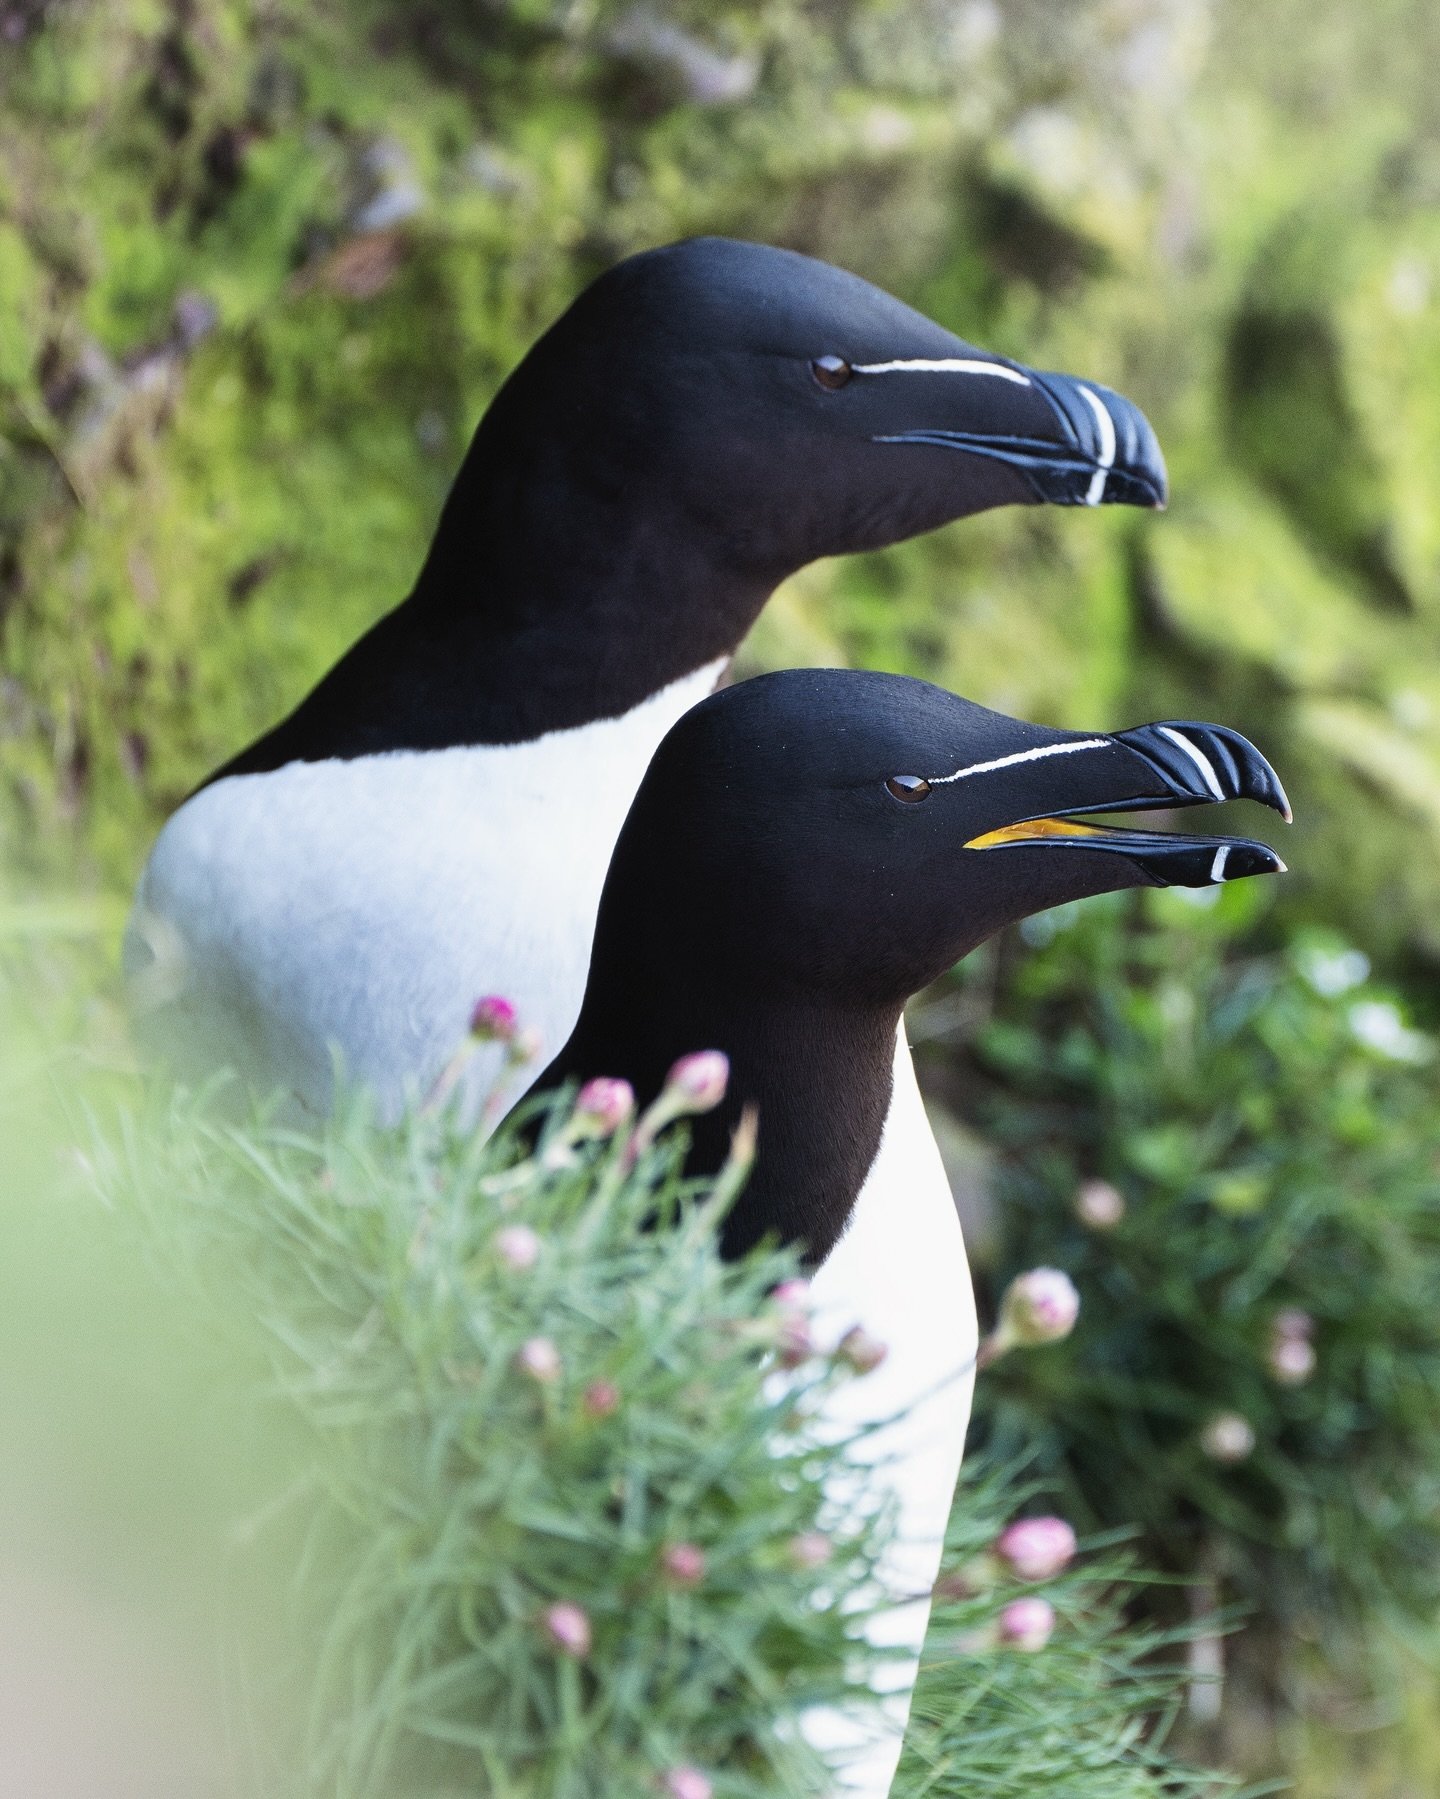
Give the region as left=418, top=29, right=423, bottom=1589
left=995, top=1516, right=1077, bottom=1582
left=469, top=995, right=518, bottom=1042
left=787, top=1531, right=832, bottom=1571
left=660, top=1542, right=706, bottom=1588
left=574, top=1077, right=636, bottom=1135
left=665, top=1050, right=730, bottom=1114
left=776, top=1312, right=814, bottom=1368
left=540, top=1601, right=591, bottom=1658
left=494, top=1224, right=541, bottom=1271
left=1000, top=1267, right=1080, bottom=1346
left=515, top=1336, right=562, bottom=1384
left=1273, top=1307, right=1314, bottom=1341
left=771, top=1278, right=812, bottom=1310
left=1075, top=1178, right=1126, bottom=1229
left=836, top=1325, right=888, bottom=1375
left=998, top=1595, right=1055, bottom=1651
left=658, top=1769, right=713, bottom=1799
left=582, top=1379, right=621, bottom=1418
left=1200, top=1411, right=1255, bottom=1463
left=1269, top=1334, right=1316, bottom=1385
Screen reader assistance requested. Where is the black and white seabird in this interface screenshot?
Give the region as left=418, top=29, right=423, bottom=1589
left=531, top=667, right=1290, bottom=1796
left=127, top=237, right=1169, bottom=1114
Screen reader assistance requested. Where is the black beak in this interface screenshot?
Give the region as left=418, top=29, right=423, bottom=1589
left=964, top=719, right=1290, bottom=889
left=872, top=367, right=1168, bottom=510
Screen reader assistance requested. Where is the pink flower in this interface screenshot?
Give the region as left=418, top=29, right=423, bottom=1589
left=540, top=1601, right=591, bottom=1658
left=995, top=1516, right=1077, bottom=1582
left=494, top=1224, right=541, bottom=1271
left=660, top=1542, right=707, bottom=1588
left=1075, top=1178, right=1126, bottom=1229
left=658, top=1769, right=713, bottom=1799
left=776, top=1311, right=813, bottom=1368
left=469, top=996, right=518, bottom=1042
left=515, top=1337, right=562, bottom=1384
left=997, top=1595, right=1055, bottom=1651
left=1273, top=1307, right=1314, bottom=1341
left=574, top=1077, right=636, bottom=1135
left=787, top=1531, right=832, bottom=1571
left=1200, top=1411, right=1255, bottom=1463
left=836, top=1325, right=888, bottom=1375
left=1269, top=1334, right=1316, bottom=1385
left=1003, top=1268, right=1080, bottom=1343
left=665, top=1050, right=730, bottom=1113
left=582, top=1379, right=621, bottom=1418
left=771, top=1278, right=811, bottom=1310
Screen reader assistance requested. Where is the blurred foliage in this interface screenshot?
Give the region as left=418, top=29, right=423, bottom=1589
left=929, top=885, right=1440, bottom=1766
left=3, top=0, right=1440, bottom=960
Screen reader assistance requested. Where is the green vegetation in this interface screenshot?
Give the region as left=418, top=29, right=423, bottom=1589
left=5, top=0, right=1440, bottom=1790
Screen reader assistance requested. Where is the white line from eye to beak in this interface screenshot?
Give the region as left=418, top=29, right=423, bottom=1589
left=1078, top=385, right=1117, bottom=506
left=853, top=358, right=1033, bottom=384
left=931, top=738, right=1111, bottom=785
left=1210, top=844, right=1231, bottom=883
left=1155, top=726, right=1228, bottom=802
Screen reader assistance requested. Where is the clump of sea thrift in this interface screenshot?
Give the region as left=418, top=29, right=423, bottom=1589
left=658, top=1768, right=713, bottom=1799
left=997, top=1595, right=1056, bottom=1651
left=995, top=1516, right=1078, bottom=1582
left=581, top=1378, right=620, bottom=1418
left=1075, top=1178, right=1126, bottom=1230
left=979, top=1267, right=1080, bottom=1367
left=540, top=1601, right=591, bottom=1658
left=629, top=1051, right=731, bottom=1161
left=660, top=1542, right=707, bottom=1588
left=787, top=1531, right=832, bottom=1571
left=469, top=995, right=519, bottom=1042
left=573, top=1076, right=636, bottom=1137
left=515, top=1336, right=562, bottom=1384
left=836, top=1324, right=888, bottom=1375
left=1200, top=1411, right=1256, bottom=1464
left=493, top=1223, right=541, bottom=1271
left=1268, top=1307, right=1317, bottom=1385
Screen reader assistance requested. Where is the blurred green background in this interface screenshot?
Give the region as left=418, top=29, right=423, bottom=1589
left=4, top=0, right=1440, bottom=1790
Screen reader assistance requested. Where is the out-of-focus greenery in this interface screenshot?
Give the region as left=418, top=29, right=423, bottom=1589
left=5, top=0, right=1440, bottom=958
left=921, top=883, right=1440, bottom=1771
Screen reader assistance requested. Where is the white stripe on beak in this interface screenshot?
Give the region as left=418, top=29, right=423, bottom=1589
left=1209, top=843, right=1231, bottom=883
left=852, top=358, right=1033, bottom=384
left=1077, top=385, right=1117, bottom=506
left=1155, top=726, right=1228, bottom=803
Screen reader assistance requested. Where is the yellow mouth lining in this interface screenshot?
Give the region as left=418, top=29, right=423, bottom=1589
left=964, top=817, right=1108, bottom=850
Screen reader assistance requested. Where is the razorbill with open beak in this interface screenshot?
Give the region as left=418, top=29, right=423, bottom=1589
left=530, top=666, right=1290, bottom=1796
left=127, top=237, right=1169, bottom=1115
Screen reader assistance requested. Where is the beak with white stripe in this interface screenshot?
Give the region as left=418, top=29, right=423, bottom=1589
left=960, top=718, right=1291, bottom=887
left=866, top=364, right=1167, bottom=509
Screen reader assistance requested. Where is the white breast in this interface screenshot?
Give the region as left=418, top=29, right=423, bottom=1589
left=799, top=1025, right=977, bottom=1797
left=126, top=660, right=727, bottom=1116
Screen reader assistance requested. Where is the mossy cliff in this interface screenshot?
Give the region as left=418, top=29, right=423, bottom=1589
left=3, top=0, right=1439, bottom=960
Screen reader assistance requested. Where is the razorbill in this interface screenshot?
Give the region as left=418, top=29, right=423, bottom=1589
left=127, top=237, right=1169, bottom=1115
left=530, top=666, right=1290, bottom=1796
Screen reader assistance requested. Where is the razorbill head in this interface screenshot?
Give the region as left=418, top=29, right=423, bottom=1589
left=532, top=667, right=1288, bottom=1796
left=128, top=237, right=1168, bottom=1114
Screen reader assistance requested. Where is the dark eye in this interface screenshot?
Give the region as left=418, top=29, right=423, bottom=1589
left=885, top=775, right=931, bottom=804
left=811, top=354, right=853, bottom=391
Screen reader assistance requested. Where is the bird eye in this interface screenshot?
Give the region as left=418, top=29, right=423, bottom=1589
left=811, top=354, right=853, bottom=391
left=885, top=775, right=931, bottom=803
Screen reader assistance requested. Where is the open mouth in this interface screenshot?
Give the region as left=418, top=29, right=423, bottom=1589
left=962, top=721, right=1291, bottom=888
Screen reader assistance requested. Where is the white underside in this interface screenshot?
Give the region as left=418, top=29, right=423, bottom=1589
left=797, top=1025, right=977, bottom=1797
left=125, top=659, right=727, bottom=1118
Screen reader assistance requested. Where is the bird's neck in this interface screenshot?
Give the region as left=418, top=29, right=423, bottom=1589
left=546, top=980, right=904, bottom=1267
left=212, top=446, right=779, bottom=780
